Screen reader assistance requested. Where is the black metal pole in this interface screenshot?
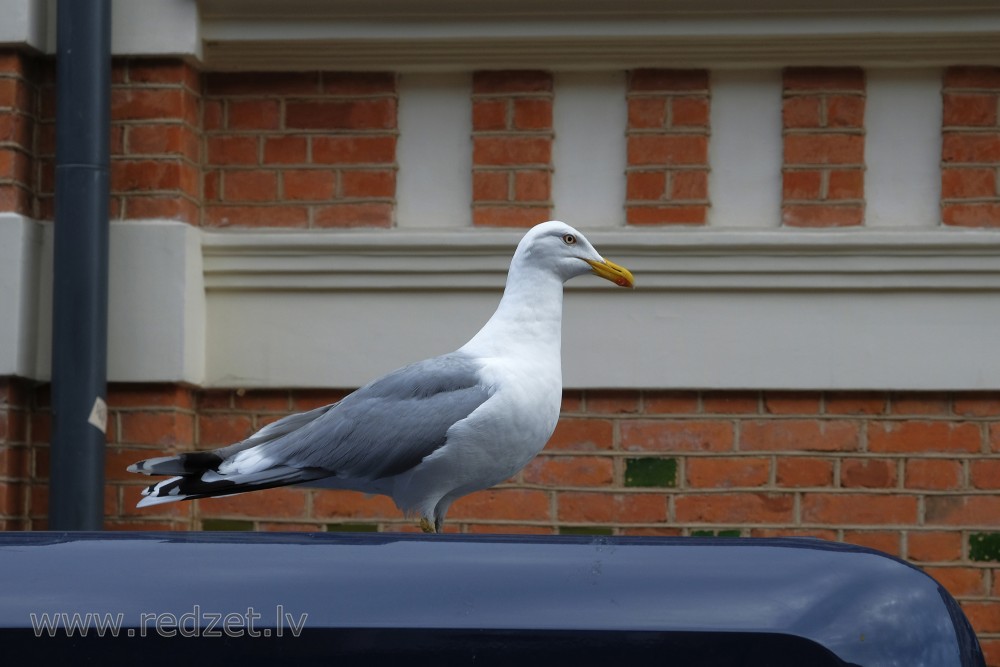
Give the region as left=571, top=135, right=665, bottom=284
left=49, top=0, right=112, bottom=530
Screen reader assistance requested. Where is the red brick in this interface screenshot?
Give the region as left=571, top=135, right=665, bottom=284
left=586, top=390, right=641, bottom=414
left=971, top=460, right=1000, bottom=489
left=111, top=88, right=184, bottom=121
left=925, top=495, right=1000, bottom=526
left=803, top=493, right=918, bottom=525
left=322, top=72, right=395, bottom=95
left=626, top=171, right=667, bottom=200
left=843, top=530, right=902, bottom=556
left=629, top=69, right=708, bottom=92
left=472, top=205, right=550, bottom=227
left=751, top=527, right=839, bottom=540
left=472, top=170, right=509, bottom=201
left=127, top=59, right=196, bottom=87
left=905, top=458, right=964, bottom=490
left=907, top=530, right=963, bottom=562
left=224, top=170, right=278, bottom=202
left=670, top=170, right=708, bottom=200
left=827, top=169, right=864, bottom=199
left=953, top=393, right=1000, bottom=417
left=110, top=160, right=185, bottom=192
left=206, top=135, right=258, bottom=165
left=512, top=170, right=549, bottom=202
left=561, top=391, right=585, bottom=413
left=198, top=414, right=253, bottom=447
left=257, top=521, right=323, bottom=532
left=557, top=491, right=667, bottom=523
left=782, top=204, right=864, bottom=228
left=941, top=168, right=996, bottom=199
left=340, top=169, right=396, bottom=198
left=890, top=393, right=951, bottom=415
left=784, top=134, right=864, bottom=165
left=473, top=71, right=552, bottom=94
left=123, top=196, right=199, bottom=222
left=944, top=66, right=1000, bottom=89
left=205, top=71, right=320, bottom=96
left=201, top=487, right=308, bottom=518
left=943, top=203, right=1000, bottom=227
left=203, top=99, right=223, bottom=130
left=626, top=205, right=706, bottom=225
left=776, top=457, right=834, bottom=487
left=784, top=67, right=865, bottom=91
left=782, top=96, right=822, bottom=128
left=107, top=384, right=194, bottom=410
left=227, top=99, right=280, bottom=130
left=941, top=133, right=1000, bottom=163
left=622, top=526, right=685, bottom=536
left=627, top=97, right=667, bottom=129
left=465, top=523, right=555, bottom=535
left=312, top=135, right=396, bottom=164
left=208, top=204, right=309, bottom=228
left=740, top=419, right=859, bottom=452
left=119, top=411, right=194, bottom=447
left=472, top=99, right=508, bottom=130
left=643, top=391, right=700, bottom=414
left=285, top=99, right=396, bottom=130
left=925, top=566, right=986, bottom=598
left=964, top=602, right=1000, bottom=635
left=764, top=392, right=823, bottom=415
left=868, top=421, right=981, bottom=453
left=314, top=203, right=393, bottom=228
left=627, top=135, right=707, bottom=166
left=620, top=420, right=733, bottom=452
left=782, top=170, right=822, bottom=200
left=127, top=124, right=199, bottom=160
left=522, top=455, right=613, bottom=487
left=825, top=95, right=865, bottom=128
left=263, top=136, right=308, bottom=164
left=448, top=488, right=551, bottom=521
left=943, top=93, right=999, bottom=127
left=473, top=136, right=551, bottom=166
left=231, top=390, right=291, bottom=412
left=702, top=392, right=759, bottom=414
left=825, top=392, right=887, bottom=415
left=686, top=457, right=770, bottom=489
left=290, top=389, right=349, bottom=412
left=512, top=98, right=552, bottom=130
left=840, top=458, right=897, bottom=488
left=675, top=492, right=794, bottom=524
left=0, top=113, right=31, bottom=147
left=283, top=169, right=335, bottom=201
left=670, top=97, right=709, bottom=127
left=312, top=489, right=398, bottom=519
left=545, top=418, right=614, bottom=451
left=0, top=445, right=28, bottom=478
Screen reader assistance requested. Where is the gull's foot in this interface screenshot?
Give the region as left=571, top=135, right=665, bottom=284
left=419, top=517, right=435, bottom=533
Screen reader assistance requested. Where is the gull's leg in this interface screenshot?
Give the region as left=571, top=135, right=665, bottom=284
left=434, top=517, right=443, bottom=533
left=419, top=517, right=435, bottom=533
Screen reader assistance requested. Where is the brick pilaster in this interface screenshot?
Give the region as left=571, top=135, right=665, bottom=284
left=782, top=67, right=866, bottom=227
left=941, top=66, right=1000, bottom=227
left=625, top=69, right=710, bottom=225
left=471, top=70, right=553, bottom=227
left=0, top=51, right=36, bottom=217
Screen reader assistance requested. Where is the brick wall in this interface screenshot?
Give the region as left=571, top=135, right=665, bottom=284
left=782, top=67, right=866, bottom=227
left=942, top=66, right=1000, bottom=227
left=0, top=52, right=36, bottom=217
left=471, top=70, right=554, bottom=227
left=625, top=69, right=710, bottom=225
left=204, top=71, right=398, bottom=228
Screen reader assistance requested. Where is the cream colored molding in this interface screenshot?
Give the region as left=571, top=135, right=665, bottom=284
left=197, top=0, right=1000, bottom=70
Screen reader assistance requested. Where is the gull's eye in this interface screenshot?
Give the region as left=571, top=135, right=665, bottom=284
left=562, top=233, right=577, bottom=246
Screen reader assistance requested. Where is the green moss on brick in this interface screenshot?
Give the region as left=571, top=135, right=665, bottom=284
left=559, top=526, right=614, bottom=536
left=624, top=457, right=677, bottom=488
left=969, top=532, right=1000, bottom=562
left=201, top=519, right=253, bottom=531
left=327, top=523, right=379, bottom=533
left=691, top=529, right=742, bottom=538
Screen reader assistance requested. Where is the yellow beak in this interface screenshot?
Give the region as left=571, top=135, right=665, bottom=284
left=585, top=258, right=635, bottom=288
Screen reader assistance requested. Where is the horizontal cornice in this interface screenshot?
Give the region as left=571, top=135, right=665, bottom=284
left=202, top=228, right=1000, bottom=292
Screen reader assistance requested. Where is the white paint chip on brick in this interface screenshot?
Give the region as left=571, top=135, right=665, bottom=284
left=708, top=69, right=783, bottom=228
left=551, top=71, right=628, bottom=228
left=396, top=73, right=472, bottom=228
left=865, top=68, right=943, bottom=228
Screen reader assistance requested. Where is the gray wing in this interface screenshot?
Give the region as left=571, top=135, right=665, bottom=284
left=232, top=352, right=492, bottom=480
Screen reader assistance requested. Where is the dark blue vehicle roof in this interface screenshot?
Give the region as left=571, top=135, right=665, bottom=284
left=0, top=532, right=984, bottom=666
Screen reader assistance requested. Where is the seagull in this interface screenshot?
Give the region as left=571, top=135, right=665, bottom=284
left=128, top=220, right=634, bottom=532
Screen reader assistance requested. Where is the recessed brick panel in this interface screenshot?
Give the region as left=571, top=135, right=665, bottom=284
left=471, top=70, right=553, bottom=227
left=781, top=67, right=866, bottom=227
left=941, top=66, right=1000, bottom=227
left=625, top=69, right=710, bottom=226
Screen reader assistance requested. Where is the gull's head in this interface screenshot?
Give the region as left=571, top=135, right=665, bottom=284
left=514, top=220, right=634, bottom=288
